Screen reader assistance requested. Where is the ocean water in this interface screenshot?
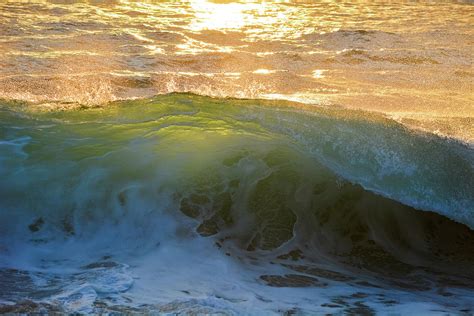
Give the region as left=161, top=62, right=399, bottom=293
left=0, top=1, right=473, bottom=315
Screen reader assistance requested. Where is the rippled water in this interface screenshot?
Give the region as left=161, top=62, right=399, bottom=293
left=0, top=0, right=473, bottom=143
left=0, top=1, right=473, bottom=315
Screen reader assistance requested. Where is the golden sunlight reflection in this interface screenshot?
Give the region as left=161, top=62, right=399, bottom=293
left=312, top=70, right=326, bottom=79
left=0, top=0, right=472, bottom=143
left=189, top=0, right=272, bottom=31
left=253, top=69, right=277, bottom=75
left=190, top=0, right=251, bottom=30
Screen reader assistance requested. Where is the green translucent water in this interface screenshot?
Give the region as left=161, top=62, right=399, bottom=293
left=1, top=94, right=472, bottom=230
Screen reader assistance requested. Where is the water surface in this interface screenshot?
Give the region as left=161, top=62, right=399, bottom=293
left=0, top=0, right=473, bottom=143
left=0, top=1, right=473, bottom=314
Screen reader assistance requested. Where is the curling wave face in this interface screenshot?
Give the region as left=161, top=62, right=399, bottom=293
left=0, top=95, right=473, bottom=314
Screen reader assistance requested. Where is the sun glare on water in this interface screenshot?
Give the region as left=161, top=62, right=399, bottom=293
left=190, top=0, right=251, bottom=30
left=189, top=0, right=269, bottom=31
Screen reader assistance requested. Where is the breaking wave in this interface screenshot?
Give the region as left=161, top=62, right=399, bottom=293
left=0, top=94, right=473, bottom=314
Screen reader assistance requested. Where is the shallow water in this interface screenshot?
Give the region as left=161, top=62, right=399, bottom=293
left=0, top=95, right=473, bottom=314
